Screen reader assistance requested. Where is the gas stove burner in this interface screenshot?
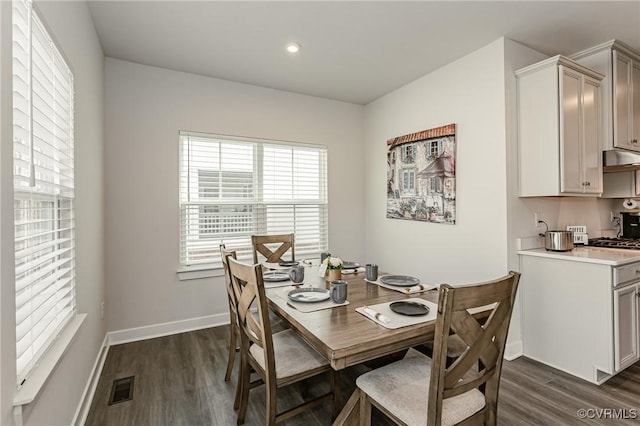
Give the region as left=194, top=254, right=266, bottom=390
left=588, top=237, right=640, bottom=250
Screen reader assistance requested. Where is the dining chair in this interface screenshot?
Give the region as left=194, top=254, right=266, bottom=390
left=228, top=257, right=338, bottom=425
left=357, top=271, right=521, bottom=426
left=220, top=244, right=239, bottom=382
left=251, top=233, right=295, bottom=264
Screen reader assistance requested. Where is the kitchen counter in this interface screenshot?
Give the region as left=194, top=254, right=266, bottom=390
left=517, top=247, right=640, bottom=266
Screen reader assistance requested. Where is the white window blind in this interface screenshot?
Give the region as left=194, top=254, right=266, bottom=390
left=179, top=132, right=328, bottom=266
left=12, top=0, right=75, bottom=384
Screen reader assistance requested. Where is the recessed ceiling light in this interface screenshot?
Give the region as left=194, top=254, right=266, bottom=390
left=286, top=42, right=301, bottom=54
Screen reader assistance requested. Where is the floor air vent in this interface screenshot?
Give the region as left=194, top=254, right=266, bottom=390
left=108, top=376, right=134, bottom=405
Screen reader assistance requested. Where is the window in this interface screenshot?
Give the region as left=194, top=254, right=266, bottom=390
left=430, top=177, right=442, bottom=193
left=401, top=144, right=415, bottom=163
left=179, top=132, right=328, bottom=266
left=12, top=0, right=75, bottom=384
left=402, top=169, right=415, bottom=193
left=428, top=140, right=442, bottom=158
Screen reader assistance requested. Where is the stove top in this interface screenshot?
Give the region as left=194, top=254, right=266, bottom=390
left=588, top=237, right=640, bottom=249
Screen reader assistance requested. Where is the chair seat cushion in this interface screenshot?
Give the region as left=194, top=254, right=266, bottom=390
left=356, top=349, right=485, bottom=426
left=249, top=329, right=328, bottom=379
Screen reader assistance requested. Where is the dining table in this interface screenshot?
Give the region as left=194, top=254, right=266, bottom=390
left=265, top=264, right=493, bottom=425
left=265, top=267, right=440, bottom=371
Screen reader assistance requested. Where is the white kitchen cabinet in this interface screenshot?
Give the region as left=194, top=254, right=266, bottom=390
left=614, top=283, right=639, bottom=370
left=519, top=254, right=614, bottom=384
left=517, top=56, right=604, bottom=196
left=572, top=40, right=640, bottom=152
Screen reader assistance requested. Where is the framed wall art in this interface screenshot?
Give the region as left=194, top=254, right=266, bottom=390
left=386, top=123, right=456, bottom=224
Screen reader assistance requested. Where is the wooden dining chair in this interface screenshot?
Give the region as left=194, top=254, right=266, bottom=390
left=357, top=271, right=521, bottom=426
left=220, top=244, right=239, bottom=382
left=251, top=233, right=295, bottom=264
left=228, top=257, right=338, bottom=425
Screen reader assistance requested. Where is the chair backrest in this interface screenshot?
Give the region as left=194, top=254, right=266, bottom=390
left=251, top=233, right=295, bottom=264
left=220, top=244, right=238, bottom=316
left=428, top=271, right=521, bottom=425
left=227, top=257, right=276, bottom=380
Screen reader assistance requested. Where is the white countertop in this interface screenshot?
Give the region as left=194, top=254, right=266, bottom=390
left=517, top=247, right=640, bottom=266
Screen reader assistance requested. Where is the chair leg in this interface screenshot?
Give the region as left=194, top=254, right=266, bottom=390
left=331, top=369, right=340, bottom=420
left=225, top=324, right=238, bottom=382
left=359, top=391, right=371, bottom=426
left=236, top=354, right=250, bottom=425
left=233, top=352, right=243, bottom=410
left=265, top=380, right=277, bottom=426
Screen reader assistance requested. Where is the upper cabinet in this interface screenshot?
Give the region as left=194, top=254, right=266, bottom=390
left=572, top=40, right=640, bottom=152
left=517, top=56, right=604, bottom=197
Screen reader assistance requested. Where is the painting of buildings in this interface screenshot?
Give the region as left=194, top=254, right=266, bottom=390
left=386, top=123, right=456, bottom=224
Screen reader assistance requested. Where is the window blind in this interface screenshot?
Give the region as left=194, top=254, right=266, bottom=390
left=12, top=0, right=75, bottom=384
left=179, top=132, right=328, bottom=266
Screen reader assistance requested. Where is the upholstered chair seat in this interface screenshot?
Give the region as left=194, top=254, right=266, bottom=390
left=249, top=329, right=329, bottom=380
left=357, top=349, right=485, bottom=426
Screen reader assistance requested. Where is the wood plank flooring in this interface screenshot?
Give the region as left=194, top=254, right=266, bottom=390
left=86, top=325, right=640, bottom=425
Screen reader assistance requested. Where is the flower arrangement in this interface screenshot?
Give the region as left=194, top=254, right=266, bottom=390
left=326, top=256, right=343, bottom=270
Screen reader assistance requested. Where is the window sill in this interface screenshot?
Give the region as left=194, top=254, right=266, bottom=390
left=13, top=313, right=86, bottom=408
left=177, top=264, right=224, bottom=281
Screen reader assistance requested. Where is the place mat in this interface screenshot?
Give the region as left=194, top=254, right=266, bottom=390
left=263, top=279, right=294, bottom=289
left=271, top=290, right=349, bottom=313
left=365, top=276, right=435, bottom=294
left=356, top=298, right=438, bottom=329
left=341, top=267, right=364, bottom=275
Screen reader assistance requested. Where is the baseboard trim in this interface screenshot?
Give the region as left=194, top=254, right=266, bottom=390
left=107, top=313, right=229, bottom=346
left=72, top=334, right=109, bottom=426
left=504, top=340, right=523, bottom=361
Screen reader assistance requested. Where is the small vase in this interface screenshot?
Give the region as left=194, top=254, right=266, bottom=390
left=326, top=269, right=342, bottom=282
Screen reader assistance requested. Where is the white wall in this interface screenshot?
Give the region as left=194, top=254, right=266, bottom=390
left=363, top=39, right=510, bottom=284
left=104, top=59, right=364, bottom=332
left=0, top=1, right=105, bottom=425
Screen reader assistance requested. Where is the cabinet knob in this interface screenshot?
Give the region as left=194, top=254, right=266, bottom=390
left=635, top=270, right=640, bottom=274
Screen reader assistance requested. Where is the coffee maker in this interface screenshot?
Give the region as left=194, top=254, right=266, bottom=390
left=621, top=212, right=640, bottom=239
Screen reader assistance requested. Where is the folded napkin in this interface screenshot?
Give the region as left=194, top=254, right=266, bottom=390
left=341, top=267, right=365, bottom=275
left=356, top=298, right=438, bottom=329
left=365, top=277, right=435, bottom=294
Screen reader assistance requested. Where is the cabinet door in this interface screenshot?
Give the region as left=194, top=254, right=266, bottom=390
left=582, top=76, right=602, bottom=193
left=614, top=51, right=634, bottom=150
left=632, top=60, right=640, bottom=146
left=614, top=284, right=639, bottom=371
left=560, top=67, right=583, bottom=193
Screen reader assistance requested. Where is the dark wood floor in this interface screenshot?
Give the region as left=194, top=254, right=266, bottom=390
left=86, top=325, right=640, bottom=425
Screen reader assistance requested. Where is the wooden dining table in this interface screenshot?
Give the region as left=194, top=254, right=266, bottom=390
left=265, top=268, right=440, bottom=371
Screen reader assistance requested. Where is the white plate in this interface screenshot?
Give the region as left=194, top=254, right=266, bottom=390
left=342, top=261, right=360, bottom=269
left=288, top=287, right=331, bottom=303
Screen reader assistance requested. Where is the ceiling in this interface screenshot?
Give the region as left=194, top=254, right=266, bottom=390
left=87, top=1, right=640, bottom=105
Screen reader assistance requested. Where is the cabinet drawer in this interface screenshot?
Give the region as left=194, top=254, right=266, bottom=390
left=614, top=263, right=640, bottom=286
